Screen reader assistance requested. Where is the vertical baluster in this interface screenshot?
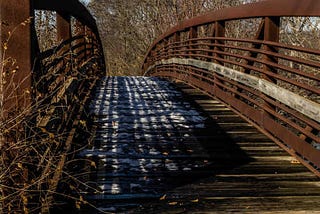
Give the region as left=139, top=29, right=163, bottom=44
left=57, top=12, right=71, bottom=43
left=208, top=23, right=215, bottom=61
left=263, top=16, right=279, bottom=83
left=57, top=12, right=72, bottom=78
left=174, top=32, right=181, bottom=58
left=75, top=20, right=85, bottom=62
left=85, top=26, right=90, bottom=60
left=189, top=27, right=198, bottom=58
left=214, top=21, right=225, bottom=65
left=262, top=16, right=280, bottom=121
left=213, top=21, right=225, bottom=91
left=173, top=32, right=181, bottom=78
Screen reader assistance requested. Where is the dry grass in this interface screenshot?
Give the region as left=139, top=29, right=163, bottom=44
left=0, top=17, right=103, bottom=213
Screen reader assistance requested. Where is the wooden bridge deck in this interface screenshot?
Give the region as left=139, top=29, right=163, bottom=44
left=79, top=77, right=320, bottom=213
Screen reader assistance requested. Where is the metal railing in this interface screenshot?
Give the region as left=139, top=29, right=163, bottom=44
left=142, top=0, right=320, bottom=176
left=0, top=0, right=105, bottom=211
left=32, top=1, right=105, bottom=210
left=1, top=0, right=105, bottom=116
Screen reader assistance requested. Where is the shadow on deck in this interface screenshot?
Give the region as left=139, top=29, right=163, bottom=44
left=54, top=77, right=320, bottom=213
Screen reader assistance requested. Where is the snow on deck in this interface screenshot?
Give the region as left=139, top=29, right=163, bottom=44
left=80, top=76, right=211, bottom=211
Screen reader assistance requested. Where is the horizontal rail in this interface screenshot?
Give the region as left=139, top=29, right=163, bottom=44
left=144, top=0, right=320, bottom=59
left=1, top=0, right=105, bottom=212
left=142, top=0, right=320, bottom=176
left=33, top=0, right=99, bottom=33
left=147, top=58, right=320, bottom=124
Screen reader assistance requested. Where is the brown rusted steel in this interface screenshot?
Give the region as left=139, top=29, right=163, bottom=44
left=144, top=0, right=320, bottom=59
left=57, top=12, right=71, bottom=43
left=0, top=0, right=105, bottom=211
left=150, top=40, right=320, bottom=95
left=214, top=21, right=225, bottom=65
left=143, top=0, right=320, bottom=176
left=0, top=0, right=33, bottom=117
left=189, top=28, right=197, bottom=44
left=34, top=0, right=105, bottom=69
left=33, top=0, right=98, bottom=34
left=0, top=0, right=33, bottom=211
left=262, top=16, right=280, bottom=83
left=153, top=67, right=320, bottom=163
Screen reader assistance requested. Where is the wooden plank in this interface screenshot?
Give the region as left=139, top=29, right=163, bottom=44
left=81, top=79, right=320, bottom=213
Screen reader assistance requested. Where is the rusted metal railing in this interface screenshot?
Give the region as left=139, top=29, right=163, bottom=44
left=1, top=0, right=105, bottom=211
left=33, top=1, right=105, bottom=210
left=0, top=0, right=105, bottom=138
left=0, top=0, right=105, bottom=117
left=142, top=0, right=320, bottom=176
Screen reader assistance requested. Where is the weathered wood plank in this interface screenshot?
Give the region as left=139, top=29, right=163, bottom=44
left=80, top=78, right=320, bottom=213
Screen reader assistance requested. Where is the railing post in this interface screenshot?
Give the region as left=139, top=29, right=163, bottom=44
left=263, top=16, right=280, bottom=83
left=189, top=27, right=198, bottom=57
left=85, top=26, right=90, bottom=60
left=75, top=20, right=86, bottom=62
left=213, top=21, right=225, bottom=91
left=174, top=32, right=181, bottom=57
left=214, top=21, right=225, bottom=65
left=163, top=38, right=169, bottom=59
left=242, top=19, right=265, bottom=74
left=57, top=12, right=72, bottom=76
left=262, top=16, right=280, bottom=121
left=173, top=32, right=181, bottom=77
left=0, top=0, right=32, bottom=118
left=57, top=12, right=71, bottom=43
left=87, top=28, right=94, bottom=58
left=155, top=43, right=161, bottom=62
left=207, top=24, right=216, bottom=61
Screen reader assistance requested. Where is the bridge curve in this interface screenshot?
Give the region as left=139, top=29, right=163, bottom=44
left=1, top=0, right=320, bottom=212
left=142, top=0, right=320, bottom=176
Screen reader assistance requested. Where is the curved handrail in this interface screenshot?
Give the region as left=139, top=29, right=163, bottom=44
left=142, top=0, right=320, bottom=176
left=33, top=0, right=98, bottom=33
left=32, top=1, right=105, bottom=209
left=33, top=0, right=105, bottom=70
left=144, top=0, right=320, bottom=63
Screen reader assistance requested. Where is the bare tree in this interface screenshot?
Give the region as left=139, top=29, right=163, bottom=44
left=88, top=0, right=244, bottom=75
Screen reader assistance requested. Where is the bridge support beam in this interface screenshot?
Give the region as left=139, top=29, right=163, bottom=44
left=0, top=0, right=32, bottom=119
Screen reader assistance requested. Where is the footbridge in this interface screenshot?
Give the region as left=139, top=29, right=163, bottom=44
left=0, top=0, right=319, bottom=213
